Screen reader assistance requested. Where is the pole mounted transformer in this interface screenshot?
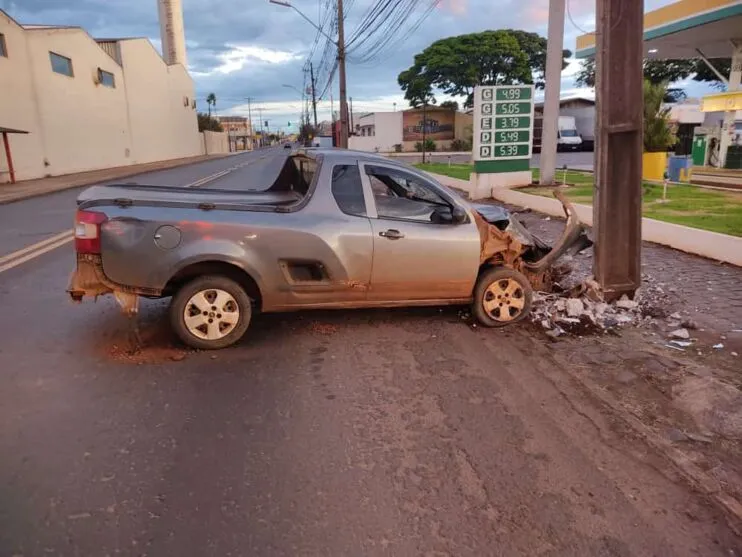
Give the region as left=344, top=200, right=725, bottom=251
left=158, top=0, right=188, bottom=66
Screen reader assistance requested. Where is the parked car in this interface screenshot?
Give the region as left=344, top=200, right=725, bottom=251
left=68, top=149, right=591, bottom=350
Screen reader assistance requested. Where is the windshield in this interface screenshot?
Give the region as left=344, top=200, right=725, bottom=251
left=559, top=129, right=578, bottom=137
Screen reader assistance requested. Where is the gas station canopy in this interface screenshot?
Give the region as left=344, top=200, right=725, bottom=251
left=575, top=0, right=742, bottom=60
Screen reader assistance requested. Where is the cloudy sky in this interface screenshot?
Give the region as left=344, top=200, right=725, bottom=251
left=4, top=0, right=715, bottom=132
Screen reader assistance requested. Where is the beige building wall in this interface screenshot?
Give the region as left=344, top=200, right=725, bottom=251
left=0, top=13, right=45, bottom=181
left=25, top=27, right=132, bottom=176
left=0, top=10, right=201, bottom=183
left=119, top=39, right=200, bottom=165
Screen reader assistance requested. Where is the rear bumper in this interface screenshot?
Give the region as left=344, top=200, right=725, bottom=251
left=67, top=254, right=160, bottom=302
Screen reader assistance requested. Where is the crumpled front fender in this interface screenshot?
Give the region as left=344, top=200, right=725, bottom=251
left=523, top=190, right=593, bottom=273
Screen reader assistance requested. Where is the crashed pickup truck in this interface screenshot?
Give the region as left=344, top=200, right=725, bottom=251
left=68, top=148, right=591, bottom=350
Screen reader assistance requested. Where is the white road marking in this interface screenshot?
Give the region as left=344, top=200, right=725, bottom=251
left=0, top=232, right=75, bottom=275
left=0, top=230, right=74, bottom=266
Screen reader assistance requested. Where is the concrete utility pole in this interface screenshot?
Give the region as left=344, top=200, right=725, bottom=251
left=593, top=0, right=644, bottom=299
left=245, top=97, right=254, bottom=150
left=337, top=0, right=349, bottom=149
left=538, top=0, right=565, bottom=186
left=157, top=0, right=187, bottom=66
left=310, top=62, right=319, bottom=129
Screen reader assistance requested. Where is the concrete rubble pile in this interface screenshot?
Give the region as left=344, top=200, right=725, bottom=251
left=531, top=277, right=648, bottom=338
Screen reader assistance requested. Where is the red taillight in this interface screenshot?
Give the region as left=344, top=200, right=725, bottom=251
left=74, top=210, right=107, bottom=254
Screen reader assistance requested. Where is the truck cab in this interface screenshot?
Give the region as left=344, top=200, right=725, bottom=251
left=557, top=116, right=583, bottom=151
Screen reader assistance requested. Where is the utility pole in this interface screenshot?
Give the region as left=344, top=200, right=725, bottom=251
left=257, top=107, right=264, bottom=147
left=538, top=0, right=565, bottom=186
left=246, top=97, right=254, bottom=150
left=310, top=62, right=319, bottom=129
left=421, top=102, right=427, bottom=164
left=337, top=0, right=349, bottom=148
left=593, top=0, right=644, bottom=299
left=349, top=96, right=354, bottom=136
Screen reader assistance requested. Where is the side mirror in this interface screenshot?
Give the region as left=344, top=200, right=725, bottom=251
left=452, top=206, right=467, bottom=224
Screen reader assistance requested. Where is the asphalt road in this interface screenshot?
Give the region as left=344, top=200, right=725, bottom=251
left=1, top=147, right=739, bottom=556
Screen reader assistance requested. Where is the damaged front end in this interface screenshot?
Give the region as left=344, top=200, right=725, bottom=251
left=474, top=191, right=592, bottom=291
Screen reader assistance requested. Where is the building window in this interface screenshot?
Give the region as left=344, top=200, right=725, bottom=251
left=0, top=34, right=7, bottom=57
left=50, top=52, right=73, bottom=76
left=97, top=68, right=115, bottom=88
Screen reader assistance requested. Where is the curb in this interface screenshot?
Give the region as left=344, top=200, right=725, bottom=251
left=0, top=153, right=235, bottom=206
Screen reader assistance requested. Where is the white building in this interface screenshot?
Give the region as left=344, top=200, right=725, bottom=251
left=0, top=9, right=201, bottom=183
left=350, top=112, right=403, bottom=152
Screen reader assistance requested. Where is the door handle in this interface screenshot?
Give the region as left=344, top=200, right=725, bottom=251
left=379, top=229, right=405, bottom=240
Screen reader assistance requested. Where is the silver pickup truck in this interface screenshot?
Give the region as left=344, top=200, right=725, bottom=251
left=68, top=148, right=591, bottom=349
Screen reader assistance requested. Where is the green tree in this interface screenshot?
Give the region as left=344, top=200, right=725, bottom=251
left=440, top=100, right=459, bottom=110
left=206, top=92, right=217, bottom=117
left=197, top=112, right=223, bottom=132
left=398, top=30, right=571, bottom=108
left=643, top=81, right=676, bottom=153
left=575, top=57, right=730, bottom=94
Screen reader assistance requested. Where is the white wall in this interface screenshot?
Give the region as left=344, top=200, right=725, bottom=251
left=25, top=28, right=132, bottom=177
left=0, top=13, right=45, bottom=181
left=119, top=39, right=200, bottom=165
left=201, top=131, right=229, bottom=155
left=0, top=11, right=201, bottom=183
left=349, top=112, right=402, bottom=152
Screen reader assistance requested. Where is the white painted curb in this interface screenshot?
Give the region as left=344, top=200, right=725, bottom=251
left=425, top=171, right=742, bottom=267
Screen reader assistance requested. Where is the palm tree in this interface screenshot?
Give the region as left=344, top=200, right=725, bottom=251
left=206, top=93, right=217, bottom=118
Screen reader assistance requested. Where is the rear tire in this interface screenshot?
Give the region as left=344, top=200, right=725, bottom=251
left=170, top=275, right=252, bottom=350
left=472, top=268, right=533, bottom=327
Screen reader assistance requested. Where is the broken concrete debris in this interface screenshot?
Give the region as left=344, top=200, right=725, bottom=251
left=530, top=278, right=646, bottom=336
left=670, top=328, right=691, bottom=340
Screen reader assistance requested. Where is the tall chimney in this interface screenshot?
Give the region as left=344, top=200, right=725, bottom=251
left=158, top=0, right=187, bottom=66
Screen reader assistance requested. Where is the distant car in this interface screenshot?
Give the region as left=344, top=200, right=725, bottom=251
left=283, top=143, right=292, bottom=149
left=68, top=149, right=591, bottom=350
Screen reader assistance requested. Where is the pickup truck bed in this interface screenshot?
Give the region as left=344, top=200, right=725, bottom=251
left=77, top=184, right=304, bottom=211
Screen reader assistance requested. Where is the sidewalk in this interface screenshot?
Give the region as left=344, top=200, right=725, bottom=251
left=0, top=153, right=232, bottom=205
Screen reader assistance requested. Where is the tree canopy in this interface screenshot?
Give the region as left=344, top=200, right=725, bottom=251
left=197, top=113, right=223, bottom=132
left=440, top=100, right=459, bottom=111
left=575, top=57, right=730, bottom=93
left=398, top=29, right=571, bottom=108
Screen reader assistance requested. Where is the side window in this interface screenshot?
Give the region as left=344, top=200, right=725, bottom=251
left=331, top=164, right=366, bottom=217
left=365, top=165, right=448, bottom=223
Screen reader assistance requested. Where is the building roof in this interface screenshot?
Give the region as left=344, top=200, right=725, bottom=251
left=535, top=94, right=595, bottom=108
left=576, top=0, right=742, bottom=59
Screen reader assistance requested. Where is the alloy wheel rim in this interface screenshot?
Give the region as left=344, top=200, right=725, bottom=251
left=483, top=278, right=525, bottom=322
left=183, top=289, right=240, bottom=340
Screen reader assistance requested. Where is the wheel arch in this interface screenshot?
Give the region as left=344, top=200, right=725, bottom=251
left=163, top=259, right=263, bottom=312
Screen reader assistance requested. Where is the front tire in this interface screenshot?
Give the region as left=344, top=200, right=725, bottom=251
left=472, top=268, right=533, bottom=327
left=170, top=275, right=252, bottom=350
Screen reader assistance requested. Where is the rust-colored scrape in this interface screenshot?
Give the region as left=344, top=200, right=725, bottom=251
left=473, top=211, right=524, bottom=267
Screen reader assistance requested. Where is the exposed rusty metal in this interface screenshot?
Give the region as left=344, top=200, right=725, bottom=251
left=67, top=254, right=161, bottom=301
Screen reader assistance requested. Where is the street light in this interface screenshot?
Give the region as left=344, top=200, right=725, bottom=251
left=269, top=0, right=348, bottom=148
left=268, top=0, right=335, bottom=42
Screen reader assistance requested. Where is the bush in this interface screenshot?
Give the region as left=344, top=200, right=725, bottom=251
left=643, top=80, right=676, bottom=153
left=393, top=143, right=403, bottom=153
left=414, top=138, right=436, bottom=152
left=449, top=139, right=472, bottom=152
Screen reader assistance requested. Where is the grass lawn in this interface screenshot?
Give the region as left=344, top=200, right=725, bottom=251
left=415, top=162, right=473, bottom=181
left=416, top=163, right=742, bottom=237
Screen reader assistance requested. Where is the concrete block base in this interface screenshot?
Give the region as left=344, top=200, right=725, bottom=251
left=471, top=171, right=532, bottom=199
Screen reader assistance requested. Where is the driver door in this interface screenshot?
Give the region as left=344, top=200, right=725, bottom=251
left=361, top=164, right=480, bottom=302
